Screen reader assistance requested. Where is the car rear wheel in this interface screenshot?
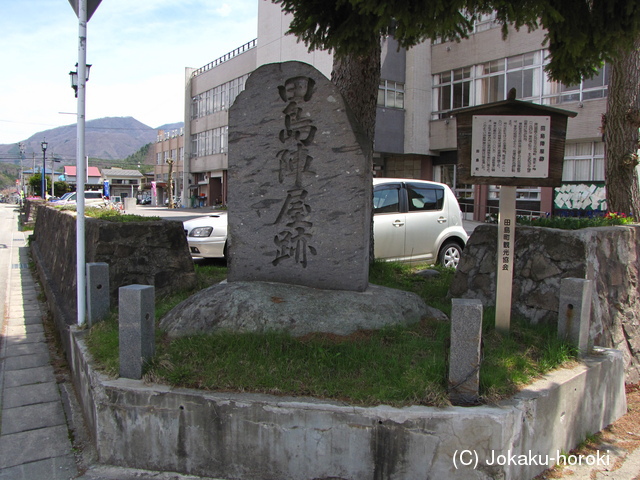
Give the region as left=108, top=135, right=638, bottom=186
left=438, top=242, right=462, bottom=269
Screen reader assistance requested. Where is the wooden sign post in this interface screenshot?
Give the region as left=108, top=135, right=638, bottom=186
left=455, top=96, right=576, bottom=332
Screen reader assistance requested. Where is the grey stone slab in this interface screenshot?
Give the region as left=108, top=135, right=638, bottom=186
left=558, top=278, right=592, bottom=354
left=0, top=425, right=75, bottom=469
left=4, top=341, right=49, bottom=358
left=448, top=298, right=483, bottom=404
left=0, top=455, right=78, bottom=480
left=5, top=331, right=45, bottom=347
left=161, top=281, right=433, bottom=338
left=86, top=262, right=110, bottom=327
left=23, top=314, right=43, bottom=326
left=2, top=382, right=60, bottom=409
left=4, top=351, right=50, bottom=370
left=3, top=365, right=55, bottom=388
left=119, top=285, right=155, bottom=380
left=227, top=61, right=372, bottom=292
left=24, top=323, right=44, bottom=334
left=0, top=425, right=71, bottom=467
left=6, top=325, right=27, bottom=336
left=1, top=401, right=66, bottom=434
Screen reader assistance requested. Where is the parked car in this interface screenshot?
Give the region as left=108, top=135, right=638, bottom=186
left=372, top=178, right=468, bottom=268
left=183, top=212, right=228, bottom=259
left=49, top=192, right=74, bottom=204
left=183, top=179, right=468, bottom=268
left=50, top=191, right=104, bottom=206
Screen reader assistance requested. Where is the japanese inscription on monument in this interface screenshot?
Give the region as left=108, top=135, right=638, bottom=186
left=273, top=77, right=317, bottom=267
left=227, top=61, right=372, bottom=292
left=471, top=115, right=550, bottom=178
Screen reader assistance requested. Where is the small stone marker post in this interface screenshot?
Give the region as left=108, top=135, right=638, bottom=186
left=119, top=285, right=155, bottom=380
left=449, top=298, right=483, bottom=404
left=86, top=262, right=109, bottom=327
left=227, top=61, right=372, bottom=292
left=558, top=278, right=592, bottom=354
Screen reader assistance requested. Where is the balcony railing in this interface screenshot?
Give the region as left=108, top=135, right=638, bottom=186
left=191, top=39, right=257, bottom=78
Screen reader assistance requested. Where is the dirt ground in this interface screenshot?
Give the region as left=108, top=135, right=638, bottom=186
left=535, top=383, right=640, bottom=480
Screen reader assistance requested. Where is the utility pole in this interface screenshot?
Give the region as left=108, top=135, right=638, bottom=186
left=167, top=158, right=175, bottom=208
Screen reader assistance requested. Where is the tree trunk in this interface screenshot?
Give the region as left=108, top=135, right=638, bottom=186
left=330, top=42, right=382, bottom=156
left=330, top=42, right=381, bottom=263
left=604, top=37, right=640, bottom=217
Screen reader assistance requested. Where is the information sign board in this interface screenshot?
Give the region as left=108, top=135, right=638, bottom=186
left=471, top=115, right=550, bottom=179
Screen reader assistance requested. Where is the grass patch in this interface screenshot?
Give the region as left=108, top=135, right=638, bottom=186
left=517, top=213, right=636, bottom=229
left=84, top=208, right=161, bottom=222
left=85, top=261, right=578, bottom=407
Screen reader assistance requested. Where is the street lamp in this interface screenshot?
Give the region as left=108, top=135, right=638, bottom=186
left=19, top=142, right=25, bottom=202
left=69, top=63, right=92, bottom=98
left=41, top=140, right=48, bottom=199
left=51, top=155, right=61, bottom=198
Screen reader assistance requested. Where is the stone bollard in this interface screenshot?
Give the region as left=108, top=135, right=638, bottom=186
left=86, top=262, right=110, bottom=327
left=119, top=285, right=155, bottom=380
left=448, top=298, right=483, bottom=405
left=558, top=278, right=592, bottom=355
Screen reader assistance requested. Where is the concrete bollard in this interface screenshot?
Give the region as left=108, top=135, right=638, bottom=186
left=123, top=197, right=137, bottom=213
left=119, top=285, right=155, bottom=380
left=86, top=262, right=110, bottom=327
left=558, top=278, right=592, bottom=355
left=448, top=298, right=483, bottom=405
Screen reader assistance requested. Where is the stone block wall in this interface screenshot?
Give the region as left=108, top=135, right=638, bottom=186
left=30, top=204, right=197, bottom=324
left=450, top=224, right=640, bottom=382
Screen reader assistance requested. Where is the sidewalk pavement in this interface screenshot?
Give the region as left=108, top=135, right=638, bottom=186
left=0, top=207, right=223, bottom=480
left=0, top=231, right=78, bottom=480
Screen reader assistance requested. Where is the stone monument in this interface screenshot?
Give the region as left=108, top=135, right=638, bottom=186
left=160, top=61, right=433, bottom=338
left=227, top=61, right=372, bottom=292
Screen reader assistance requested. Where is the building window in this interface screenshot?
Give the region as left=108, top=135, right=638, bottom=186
left=432, top=50, right=608, bottom=119
left=562, top=142, right=605, bottom=182
left=377, top=80, right=405, bottom=109
left=543, top=65, right=609, bottom=105
left=191, top=74, right=250, bottom=119
left=191, top=127, right=229, bottom=158
left=432, top=67, right=471, bottom=117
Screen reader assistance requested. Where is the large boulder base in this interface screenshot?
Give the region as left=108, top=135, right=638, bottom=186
left=160, top=281, right=443, bottom=338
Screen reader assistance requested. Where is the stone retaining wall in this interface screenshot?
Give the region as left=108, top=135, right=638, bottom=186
left=451, top=224, right=640, bottom=382
left=65, top=324, right=625, bottom=480
left=30, top=204, right=196, bottom=323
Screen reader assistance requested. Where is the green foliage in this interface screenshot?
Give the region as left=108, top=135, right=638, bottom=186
left=28, top=173, right=49, bottom=196
left=517, top=213, right=636, bottom=229
left=272, top=0, right=640, bottom=84
left=83, top=207, right=161, bottom=222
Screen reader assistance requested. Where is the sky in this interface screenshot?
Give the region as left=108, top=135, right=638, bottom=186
left=0, top=0, right=259, bottom=145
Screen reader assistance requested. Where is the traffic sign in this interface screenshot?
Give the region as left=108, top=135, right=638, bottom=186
left=67, top=0, right=102, bottom=21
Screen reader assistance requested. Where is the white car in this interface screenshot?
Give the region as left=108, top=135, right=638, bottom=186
left=183, top=179, right=468, bottom=268
left=183, top=212, right=228, bottom=259
left=373, top=178, right=468, bottom=268
left=50, top=191, right=105, bottom=206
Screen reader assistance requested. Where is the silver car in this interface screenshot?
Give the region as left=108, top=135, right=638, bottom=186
left=183, top=179, right=468, bottom=268
left=373, top=178, right=468, bottom=267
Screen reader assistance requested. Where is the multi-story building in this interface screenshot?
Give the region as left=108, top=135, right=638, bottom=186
left=62, top=165, right=103, bottom=191
left=153, top=128, right=185, bottom=206
left=185, top=3, right=608, bottom=218
left=101, top=167, right=144, bottom=200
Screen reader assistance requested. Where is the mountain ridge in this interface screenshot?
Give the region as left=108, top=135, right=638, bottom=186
left=0, top=117, right=184, bottom=162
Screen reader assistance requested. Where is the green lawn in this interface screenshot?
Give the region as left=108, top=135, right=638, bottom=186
left=86, top=261, right=578, bottom=407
